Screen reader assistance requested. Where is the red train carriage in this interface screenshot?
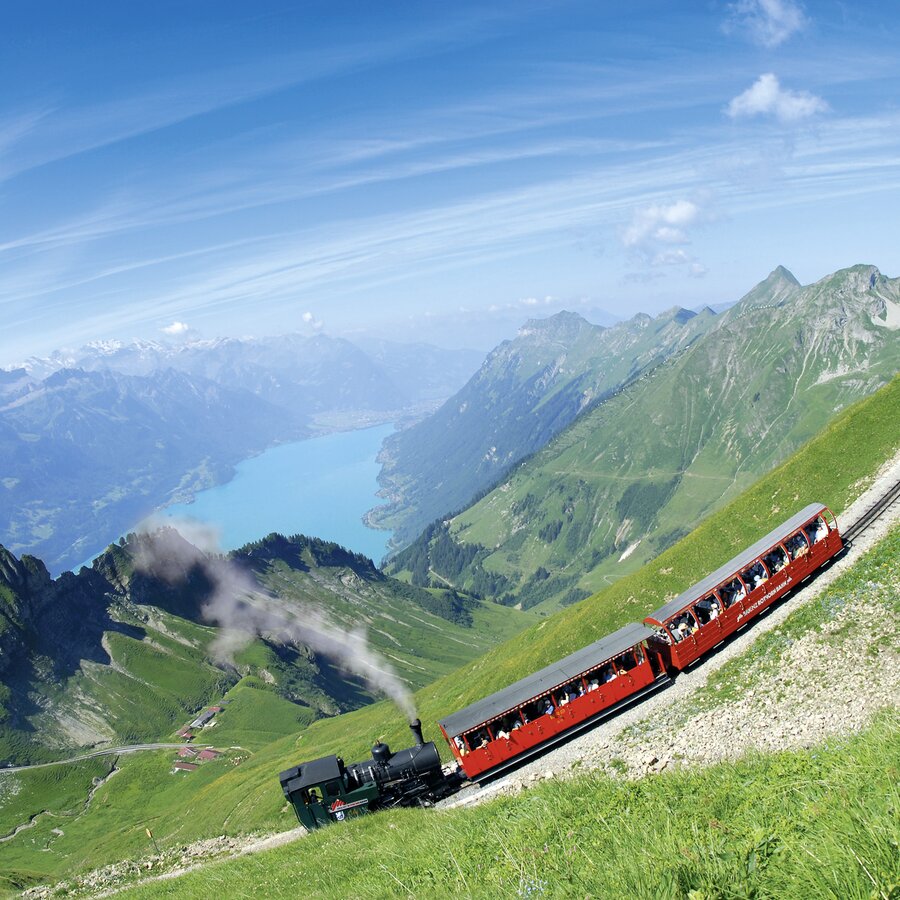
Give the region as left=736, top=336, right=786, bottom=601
left=644, top=503, right=842, bottom=671
left=438, top=623, right=670, bottom=781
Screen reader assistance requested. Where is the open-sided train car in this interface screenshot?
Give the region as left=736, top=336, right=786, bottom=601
left=643, top=503, right=841, bottom=670
left=439, top=623, right=671, bottom=781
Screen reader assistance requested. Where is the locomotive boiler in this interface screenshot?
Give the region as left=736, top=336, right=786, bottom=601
left=279, top=719, right=460, bottom=830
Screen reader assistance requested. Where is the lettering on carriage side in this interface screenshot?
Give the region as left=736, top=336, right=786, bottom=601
left=736, top=576, right=792, bottom=623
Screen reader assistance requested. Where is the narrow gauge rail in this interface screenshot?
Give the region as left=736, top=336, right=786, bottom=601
left=281, top=503, right=845, bottom=825
left=842, top=477, right=900, bottom=544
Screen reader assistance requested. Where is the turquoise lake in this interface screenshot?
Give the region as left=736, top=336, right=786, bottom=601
left=160, top=423, right=395, bottom=563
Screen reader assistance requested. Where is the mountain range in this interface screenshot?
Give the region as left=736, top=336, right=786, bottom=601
left=369, top=305, right=718, bottom=547
left=387, top=264, right=900, bottom=609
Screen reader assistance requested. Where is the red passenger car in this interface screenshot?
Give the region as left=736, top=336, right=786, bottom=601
left=643, top=503, right=842, bottom=671
left=438, top=623, right=670, bottom=781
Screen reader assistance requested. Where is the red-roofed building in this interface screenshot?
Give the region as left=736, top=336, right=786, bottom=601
left=178, top=747, right=198, bottom=758
left=198, top=749, right=221, bottom=761
left=172, top=761, right=199, bottom=772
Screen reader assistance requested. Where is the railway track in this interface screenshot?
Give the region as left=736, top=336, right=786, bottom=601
left=842, top=476, right=900, bottom=543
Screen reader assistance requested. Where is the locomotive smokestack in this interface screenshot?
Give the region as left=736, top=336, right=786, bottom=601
left=410, top=718, right=424, bottom=746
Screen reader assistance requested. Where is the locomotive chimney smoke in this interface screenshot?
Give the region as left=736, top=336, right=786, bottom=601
left=410, top=718, right=424, bottom=746
left=133, top=521, right=417, bottom=721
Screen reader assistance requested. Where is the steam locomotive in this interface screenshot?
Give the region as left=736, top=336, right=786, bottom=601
left=279, top=719, right=462, bottom=829
left=281, top=504, right=843, bottom=830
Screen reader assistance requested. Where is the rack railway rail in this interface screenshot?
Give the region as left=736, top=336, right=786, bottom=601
left=842, top=477, right=900, bottom=544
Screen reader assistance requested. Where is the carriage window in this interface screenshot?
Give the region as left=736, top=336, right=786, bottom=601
left=693, top=595, right=722, bottom=625
left=741, top=561, right=768, bottom=590
left=805, top=516, right=829, bottom=544
left=653, top=627, right=673, bottom=645
left=325, top=781, right=341, bottom=798
left=634, top=645, right=645, bottom=665
left=719, top=578, right=746, bottom=608
left=785, top=531, right=809, bottom=559
left=763, top=546, right=788, bottom=574
left=557, top=682, right=582, bottom=705
left=616, top=651, right=640, bottom=672
left=668, top=611, right=698, bottom=642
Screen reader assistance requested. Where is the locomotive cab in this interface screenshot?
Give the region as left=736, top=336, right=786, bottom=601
left=279, top=755, right=380, bottom=830
left=279, top=721, right=456, bottom=830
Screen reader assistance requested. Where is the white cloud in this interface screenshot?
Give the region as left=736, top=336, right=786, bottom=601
left=161, top=321, right=190, bottom=335
left=725, top=0, right=808, bottom=48
left=727, top=73, right=828, bottom=123
left=623, top=199, right=701, bottom=251
left=302, top=310, right=323, bottom=331
left=622, top=198, right=715, bottom=273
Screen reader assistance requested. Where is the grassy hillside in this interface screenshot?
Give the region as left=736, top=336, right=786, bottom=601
left=1, top=373, right=896, bottom=894
left=370, top=306, right=716, bottom=547
left=0, top=532, right=535, bottom=766
left=121, top=712, right=900, bottom=899
left=389, top=265, right=899, bottom=609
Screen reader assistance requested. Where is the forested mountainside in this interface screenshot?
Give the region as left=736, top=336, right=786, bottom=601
left=0, top=530, right=532, bottom=766
left=369, top=305, right=717, bottom=547
left=0, top=335, right=481, bottom=574
left=388, top=265, right=900, bottom=609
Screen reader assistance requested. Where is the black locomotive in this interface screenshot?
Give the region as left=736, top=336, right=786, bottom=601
left=279, top=719, right=461, bottom=830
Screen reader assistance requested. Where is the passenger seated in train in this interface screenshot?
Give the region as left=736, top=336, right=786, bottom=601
left=454, top=736, right=468, bottom=756
left=587, top=678, right=600, bottom=692
left=600, top=664, right=617, bottom=682
left=719, top=579, right=745, bottom=607
left=494, top=722, right=511, bottom=741
left=805, top=516, right=829, bottom=544
left=693, top=596, right=721, bottom=624
left=742, top=562, right=768, bottom=589
left=670, top=613, right=696, bottom=641
left=542, top=698, right=555, bottom=717
left=763, top=547, right=788, bottom=574
left=786, top=532, right=809, bottom=559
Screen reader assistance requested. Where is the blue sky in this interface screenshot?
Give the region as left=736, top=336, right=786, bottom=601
left=2, top=0, right=899, bottom=362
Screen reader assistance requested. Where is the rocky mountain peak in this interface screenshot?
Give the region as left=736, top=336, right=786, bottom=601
left=517, top=310, right=592, bottom=340
left=0, top=545, right=51, bottom=597
left=767, top=265, right=800, bottom=287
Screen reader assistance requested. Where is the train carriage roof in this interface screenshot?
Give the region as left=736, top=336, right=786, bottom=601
left=438, top=622, right=654, bottom=738
left=645, top=503, right=827, bottom=625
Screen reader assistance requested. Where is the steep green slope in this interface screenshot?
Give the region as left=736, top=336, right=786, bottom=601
left=390, top=264, right=899, bottom=609
left=0, top=532, right=534, bottom=766
left=1, top=373, right=895, bottom=894
left=121, top=713, right=900, bottom=900
left=369, top=306, right=717, bottom=547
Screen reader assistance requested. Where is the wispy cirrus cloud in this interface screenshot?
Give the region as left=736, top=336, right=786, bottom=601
left=727, top=73, right=828, bottom=123
left=724, top=0, right=808, bottom=48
